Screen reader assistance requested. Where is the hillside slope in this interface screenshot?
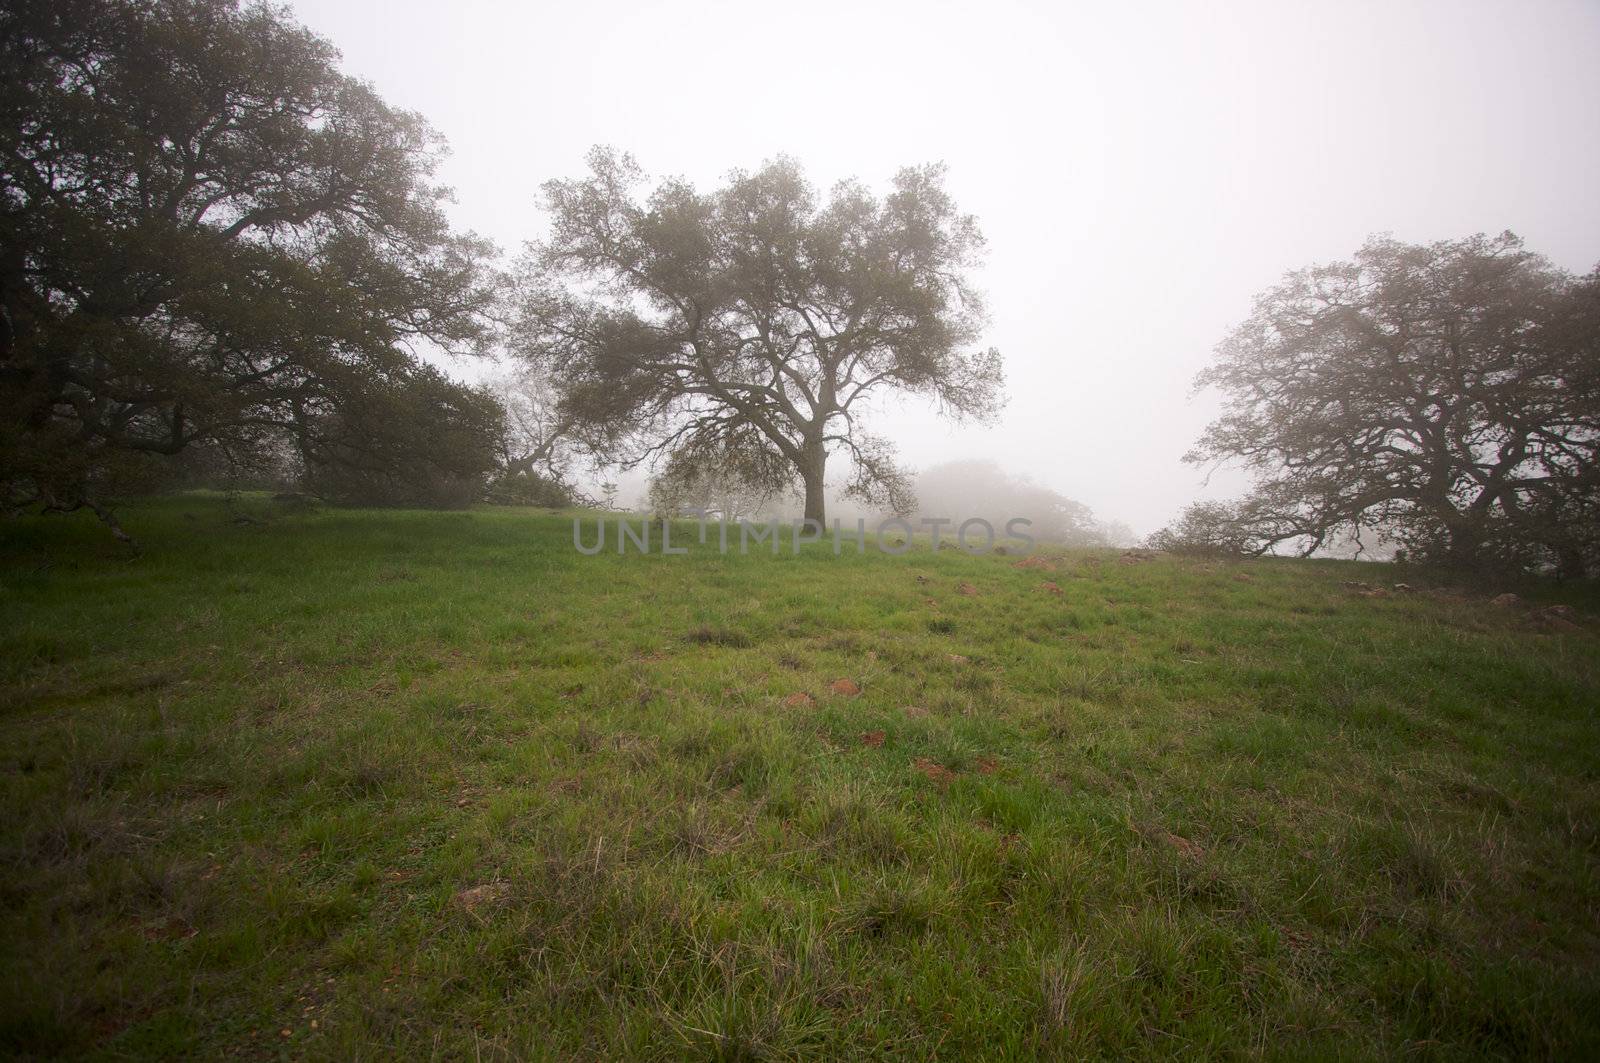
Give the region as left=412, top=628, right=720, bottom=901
left=3, top=499, right=1598, bottom=1059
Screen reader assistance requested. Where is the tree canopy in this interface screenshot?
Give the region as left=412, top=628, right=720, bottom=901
left=0, top=0, right=504, bottom=532
left=1165, top=233, right=1600, bottom=575
left=512, top=149, right=1005, bottom=525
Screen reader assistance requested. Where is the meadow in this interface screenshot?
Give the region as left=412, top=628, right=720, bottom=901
left=2, top=497, right=1598, bottom=1060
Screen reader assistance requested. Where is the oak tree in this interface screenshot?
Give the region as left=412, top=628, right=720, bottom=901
left=0, top=0, right=504, bottom=534
left=513, top=150, right=1004, bottom=525
left=1170, top=233, right=1600, bottom=575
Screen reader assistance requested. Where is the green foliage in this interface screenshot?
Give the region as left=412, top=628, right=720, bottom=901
left=0, top=0, right=504, bottom=525
left=1145, top=500, right=1260, bottom=557
left=296, top=369, right=504, bottom=509
left=3, top=497, right=1598, bottom=1057
left=483, top=469, right=574, bottom=508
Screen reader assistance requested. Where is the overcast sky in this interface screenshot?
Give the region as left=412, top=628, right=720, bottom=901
left=290, top=0, right=1600, bottom=534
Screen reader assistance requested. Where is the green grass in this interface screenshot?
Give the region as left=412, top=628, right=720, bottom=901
left=3, top=496, right=1598, bottom=1060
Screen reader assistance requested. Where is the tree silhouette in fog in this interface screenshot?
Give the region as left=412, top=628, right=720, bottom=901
left=1163, top=234, right=1600, bottom=575
left=512, top=149, right=1005, bottom=525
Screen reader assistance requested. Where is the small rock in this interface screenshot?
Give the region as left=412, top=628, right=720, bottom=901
left=829, top=678, right=861, bottom=696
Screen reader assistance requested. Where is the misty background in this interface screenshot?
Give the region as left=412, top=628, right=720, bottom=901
left=288, top=0, right=1600, bottom=536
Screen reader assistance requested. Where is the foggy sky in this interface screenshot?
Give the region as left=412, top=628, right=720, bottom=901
left=289, top=0, right=1600, bottom=534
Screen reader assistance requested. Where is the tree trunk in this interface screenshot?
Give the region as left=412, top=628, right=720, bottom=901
left=800, top=444, right=826, bottom=525
left=1442, top=516, right=1486, bottom=573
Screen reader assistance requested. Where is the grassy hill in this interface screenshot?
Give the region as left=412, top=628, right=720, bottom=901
left=2, top=497, right=1598, bottom=1059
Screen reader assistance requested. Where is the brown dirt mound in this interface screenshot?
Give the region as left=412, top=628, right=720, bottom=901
left=1529, top=605, right=1582, bottom=632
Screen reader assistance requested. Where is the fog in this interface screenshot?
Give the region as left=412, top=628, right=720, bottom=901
left=288, top=0, right=1600, bottom=536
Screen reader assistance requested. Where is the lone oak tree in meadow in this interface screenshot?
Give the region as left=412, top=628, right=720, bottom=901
left=1165, top=233, right=1600, bottom=575
left=0, top=0, right=504, bottom=534
left=514, top=149, right=1005, bottom=524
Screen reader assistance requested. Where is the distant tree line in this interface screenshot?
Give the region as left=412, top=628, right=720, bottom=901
left=909, top=460, right=1132, bottom=547
left=1154, top=234, right=1600, bottom=577
left=644, top=456, right=1133, bottom=548
left=8, top=2, right=1594, bottom=576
